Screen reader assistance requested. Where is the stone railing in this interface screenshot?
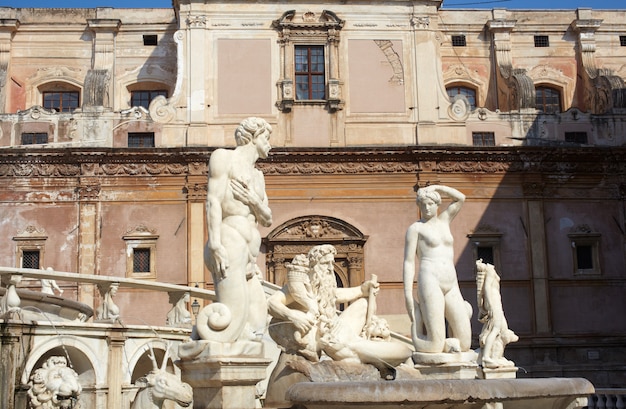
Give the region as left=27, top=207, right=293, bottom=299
left=586, top=390, right=626, bottom=409
left=0, top=267, right=216, bottom=326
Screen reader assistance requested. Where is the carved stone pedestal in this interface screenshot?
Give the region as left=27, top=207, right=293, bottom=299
left=412, top=350, right=478, bottom=379
left=478, top=366, right=518, bottom=379
left=178, top=340, right=271, bottom=409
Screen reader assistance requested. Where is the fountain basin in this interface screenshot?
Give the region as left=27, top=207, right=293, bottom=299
left=285, top=377, right=594, bottom=409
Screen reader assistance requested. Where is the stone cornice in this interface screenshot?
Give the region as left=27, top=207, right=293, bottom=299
left=0, top=146, right=624, bottom=177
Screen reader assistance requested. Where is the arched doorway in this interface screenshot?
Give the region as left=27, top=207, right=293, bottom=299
left=263, top=215, right=368, bottom=288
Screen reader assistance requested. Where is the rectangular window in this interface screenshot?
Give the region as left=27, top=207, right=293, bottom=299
left=472, top=132, right=495, bottom=147
left=131, top=90, right=167, bottom=109
left=534, top=35, right=550, bottom=47
left=565, top=132, right=588, bottom=144
left=143, top=34, right=158, bottom=46
left=620, top=36, right=626, bottom=46
left=43, top=91, right=80, bottom=112
left=21, top=133, right=48, bottom=145
left=575, top=245, right=594, bottom=270
left=22, top=250, right=41, bottom=269
left=295, top=45, right=325, bottom=100
left=451, top=35, right=467, bottom=47
left=128, top=132, right=155, bottom=148
left=133, top=248, right=151, bottom=273
left=477, top=246, right=495, bottom=265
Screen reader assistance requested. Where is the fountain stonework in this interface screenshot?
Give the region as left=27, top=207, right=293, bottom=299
left=0, top=118, right=594, bottom=409
left=175, top=119, right=593, bottom=409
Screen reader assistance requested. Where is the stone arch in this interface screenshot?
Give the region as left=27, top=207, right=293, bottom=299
left=26, top=67, right=85, bottom=110
left=21, top=335, right=101, bottom=386
left=125, top=338, right=181, bottom=385
left=263, top=215, right=368, bottom=287
left=116, top=65, right=175, bottom=110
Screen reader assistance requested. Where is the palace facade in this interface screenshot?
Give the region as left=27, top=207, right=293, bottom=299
left=0, top=0, right=625, bottom=388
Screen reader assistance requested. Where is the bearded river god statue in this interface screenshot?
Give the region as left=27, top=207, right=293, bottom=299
left=265, top=244, right=412, bottom=405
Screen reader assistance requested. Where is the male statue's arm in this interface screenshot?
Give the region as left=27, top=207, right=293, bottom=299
left=229, top=172, right=272, bottom=227
left=268, top=290, right=315, bottom=333
left=206, top=153, right=230, bottom=277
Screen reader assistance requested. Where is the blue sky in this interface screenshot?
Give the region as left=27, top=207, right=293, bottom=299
left=0, top=0, right=623, bottom=8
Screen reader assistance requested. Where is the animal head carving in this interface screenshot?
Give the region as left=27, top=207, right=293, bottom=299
left=27, top=356, right=82, bottom=409
left=132, top=345, right=193, bottom=409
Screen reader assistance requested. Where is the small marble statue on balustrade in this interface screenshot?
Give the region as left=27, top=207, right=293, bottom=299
left=476, top=259, right=518, bottom=372
left=166, top=292, right=192, bottom=327
left=403, top=184, right=475, bottom=364
left=41, top=267, right=63, bottom=296
left=96, top=282, right=120, bottom=322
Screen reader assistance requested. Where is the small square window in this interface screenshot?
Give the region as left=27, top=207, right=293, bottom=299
left=472, top=132, right=495, bottom=147
left=21, top=133, right=48, bottom=145
left=22, top=250, right=41, bottom=269
left=564, top=132, right=588, bottom=144
left=534, top=35, right=550, bottom=47
left=143, top=35, right=158, bottom=46
left=620, top=36, right=626, bottom=46
left=128, top=132, right=155, bottom=148
left=568, top=225, right=601, bottom=275
left=468, top=227, right=502, bottom=274
left=451, top=35, right=466, bottom=47
left=133, top=248, right=151, bottom=273
left=124, top=225, right=158, bottom=279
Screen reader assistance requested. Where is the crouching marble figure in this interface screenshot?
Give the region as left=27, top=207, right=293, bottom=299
left=476, top=259, right=518, bottom=373
left=267, top=244, right=412, bottom=369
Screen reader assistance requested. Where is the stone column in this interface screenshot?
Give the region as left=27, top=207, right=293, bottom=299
left=185, top=13, right=209, bottom=144
left=0, top=327, right=21, bottom=409
left=106, top=329, right=126, bottom=409
left=186, top=174, right=208, bottom=293
left=77, top=180, right=101, bottom=306
left=523, top=182, right=551, bottom=334
left=178, top=341, right=271, bottom=409
left=0, top=19, right=19, bottom=113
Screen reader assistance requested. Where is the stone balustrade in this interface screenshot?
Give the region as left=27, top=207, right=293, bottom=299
left=0, top=266, right=216, bottom=326
left=587, top=390, right=626, bottom=409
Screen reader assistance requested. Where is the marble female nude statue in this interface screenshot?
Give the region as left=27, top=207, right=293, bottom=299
left=403, top=184, right=472, bottom=354
left=198, top=117, right=273, bottom=343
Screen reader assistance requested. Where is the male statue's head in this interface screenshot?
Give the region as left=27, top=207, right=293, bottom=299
left=235, top=117, right=272, bottom=144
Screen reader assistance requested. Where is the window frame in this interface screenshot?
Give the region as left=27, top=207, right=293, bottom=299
left=273, top=10, right=344, bottom=112
left=564, top=131, right=588, bottom=145
left=42, top=90, right=80, bottom=113
left=568, top=226, right=601, bottom=276
left=13, top=225, right=48, bottom=270
left=295, top=45, right=326, bottom=101
left=21, top=132, right=49, bottom=145
left=451, top=35, right=467, bottom=47
left=472, top=131, right=496, bottom=147
left=534, top=35, right=550, bottom=48
left=467, top=227, right=502, bottom=274
left=128, top=132, right=156, bottom=148
left=123, top=226, right=158, bottom=279
left=130, top=90, right=168, bottom=110
left=447, top=85, right=477, bottom=110
left=535, top=85, right=562, bottom=114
